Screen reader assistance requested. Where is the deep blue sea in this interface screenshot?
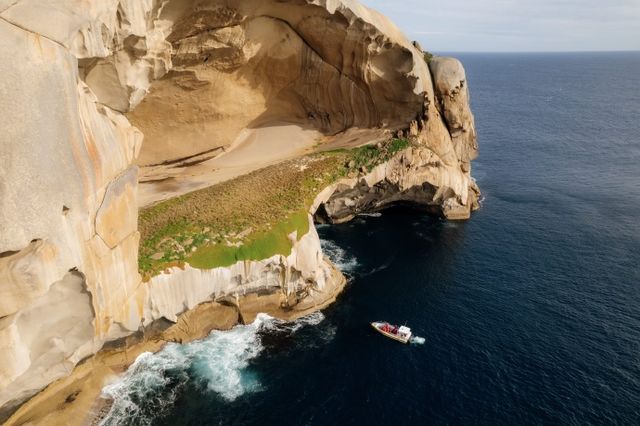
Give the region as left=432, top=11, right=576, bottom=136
left=101, top=52, right=640, bottom=425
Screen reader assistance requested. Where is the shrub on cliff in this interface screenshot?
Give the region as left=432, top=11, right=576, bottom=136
left=345, top=138, right=411, bottom=173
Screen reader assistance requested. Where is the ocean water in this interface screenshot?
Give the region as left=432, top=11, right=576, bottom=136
left=100, top=52, right=640, bottom=425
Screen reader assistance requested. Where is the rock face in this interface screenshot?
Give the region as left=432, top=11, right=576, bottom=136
left=314, top=57, right=481, bottom=222
left=144, top=216, right=345, bottom=326
left=0, top=13, right=143, bottom=418
left=127, top=0, right=431, bottom=166
left=0, top=0, right=479, bottom=420
left=429, top=57, right=478, bottom=172
left=315, top=144, right=481, bottom=223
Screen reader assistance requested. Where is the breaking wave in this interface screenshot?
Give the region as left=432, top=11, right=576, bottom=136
left=99, top=312, right=324, bottom=426
left=320, top=238, right=358, bottom=274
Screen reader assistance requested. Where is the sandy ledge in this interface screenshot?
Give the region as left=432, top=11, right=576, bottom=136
left=138, top=125, right=389, bottom=208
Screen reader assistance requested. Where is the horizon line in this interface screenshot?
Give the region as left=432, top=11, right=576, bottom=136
left=434, top=49, right=640, bottom=54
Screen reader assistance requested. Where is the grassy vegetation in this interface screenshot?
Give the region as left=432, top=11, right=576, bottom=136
left=334, top=137, right=411, bottom=173
left=138, top=137, right=412, bottom=279
left=423, top=51, right=434, bottom=64
left=389, top=137, right=411, bottom=153
left=188, top=210, right=309, bottom=269
left=138, top=156, right=344, bottom=279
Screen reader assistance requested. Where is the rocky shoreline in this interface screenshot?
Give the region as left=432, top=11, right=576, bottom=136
left=4, top=260, right=346, bottom=426
left=1, top=138, right=479, bottom=424
left=1, top=0, right=479, bottom=421
left=2, top=139, right=478, bottom=424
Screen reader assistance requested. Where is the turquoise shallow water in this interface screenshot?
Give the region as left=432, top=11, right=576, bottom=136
left=101, top=52, right=640, bottom=425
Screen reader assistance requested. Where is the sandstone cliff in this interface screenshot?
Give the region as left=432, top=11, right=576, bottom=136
left=0, top=0, right=478, bottom=421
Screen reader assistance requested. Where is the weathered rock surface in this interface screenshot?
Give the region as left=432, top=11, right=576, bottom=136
left=142, top=216, right=345, bottom=328
left=0, top=0, right=479, bottom=420
left=95, top=166, right=139, bottom=249
left=314, top=57, right=481, bottom=222
left=0, top=240, right=59, bottom=318
left=4, top=301, right=240, bottom=426
left=0, top=15, right=142, bottom=418
left=429, top=57, right=479, bottom=172
left=127, top=0, right=431, bottom=166
left=315, top=144, right=481, bottom=223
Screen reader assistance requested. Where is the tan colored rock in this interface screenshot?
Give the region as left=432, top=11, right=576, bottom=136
left=95, top=167, right=138, bottom=249
left=142, top=215, right=341, bottom=325
left=0, top=0, right=479, bottom=419
left=151, top=252, right=164, bottom=261
left=128, top=0, right=431, bottom=165
left=0, top=20, right=90, bottom=253
left=3, top=301, right=239, bottom=426
left=0, top=240, right=59, bottom=317
left=0, top=323, right=30, bottom=390
left=83, top=55, right=133, bottom=113
left=429, top=57, right=479, bottom=167
left=0, top=11, right=143, bottom=417
left=316, top=142, right=475, bottom=222
left=0, top=272, right=96, bottom=417
left=84, top=232, right=142, bottom=337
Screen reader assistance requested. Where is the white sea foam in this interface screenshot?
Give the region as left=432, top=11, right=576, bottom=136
left=99, top=312, right=324, bottom=425
left=99, top=349, right=190, bottom=426
left=358, top=212, right=382, bottom=218
left=320, top=239, right=358, bottom=274
left=261, top=311, right=325, bottom=334
left=410, top=336, right=426, bottom=345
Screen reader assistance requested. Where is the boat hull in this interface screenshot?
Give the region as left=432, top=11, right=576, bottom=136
left=371, top=322, right=411, bottom=344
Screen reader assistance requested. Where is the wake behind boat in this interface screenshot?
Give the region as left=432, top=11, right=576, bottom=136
left=371, top=321, right=412, bottom=344
left=358, top=212, right=382, bottom=218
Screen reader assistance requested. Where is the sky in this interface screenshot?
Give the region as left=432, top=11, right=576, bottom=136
left=362, top=0, right=640, bottom=52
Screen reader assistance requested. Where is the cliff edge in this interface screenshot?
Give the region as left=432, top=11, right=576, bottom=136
left=0, top=0, right=479, bottom=422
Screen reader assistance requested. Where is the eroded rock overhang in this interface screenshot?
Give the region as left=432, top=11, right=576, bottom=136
left=76, top=0, right=434, bottom=166
left=0, top=0, right=478, bottom=420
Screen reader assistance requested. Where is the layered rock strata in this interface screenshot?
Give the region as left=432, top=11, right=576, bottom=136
left=0, top=0, right=479, bottom=420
